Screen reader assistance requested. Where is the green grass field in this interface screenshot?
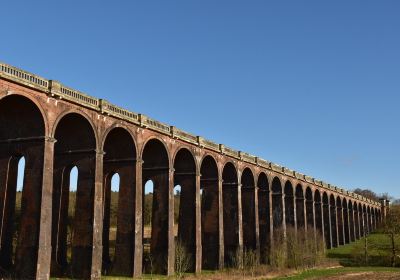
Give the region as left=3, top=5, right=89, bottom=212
left=326, top=233, right=400, bottom=266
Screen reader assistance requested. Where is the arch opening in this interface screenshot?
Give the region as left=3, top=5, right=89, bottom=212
left=367, top=206, right=372, bottom=234
left=241, top=168, right=256, bottom=252
left=305, top=187, right=314, bottom=232
left=359, top=204, right=365, bottom=237
left=295, top=185, right=305, bottom=230
left=343, top=198, right=349, bottom=244
left=102, top=127, right=137, bottom=276
left=271, top=177, right=285, bottom=247
left=336, top=197, right=344, bottom=245
left=11, top=157, right=26, bottom=266
left=222, top=162, right=239, bottom=267
left=369, top=207, right=373, bottom=233
left=257, top=172, right=270, bottom=264
left=322, top=193, right=331, bottom=248
left=142, top=139, right=169, bottom=274
left=173, top=148, right=196, bottom=272
left=200, top=156, right=219, bottom=269
left=354, top=202, right=360, bottom=239
left=348, top=201, right=355, bottom=242
left=0, top=95, right=46, bottom=278
left=143, top=179, right=154, bottom=269
left=284, top=181, right=295, bottom=228
left=51, top=113, right=97, bottom=279
left=362, top=205, right=367, bottom=236
left=314, top=191, right=323, bottom=240
left=102, top=173, right=120, bottom=273
left=329, top=195, right=338, bottom=247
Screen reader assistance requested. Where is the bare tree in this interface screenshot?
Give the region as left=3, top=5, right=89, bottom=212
left=383, top=205, right=400, bottom=267
left=353, top=188, right=380, bottom=201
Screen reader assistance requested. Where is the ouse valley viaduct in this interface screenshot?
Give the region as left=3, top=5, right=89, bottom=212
left=0, top=62, right=386, bottom=279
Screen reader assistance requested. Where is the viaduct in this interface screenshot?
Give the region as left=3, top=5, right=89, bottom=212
left=0, top=62, right=386, bottom=279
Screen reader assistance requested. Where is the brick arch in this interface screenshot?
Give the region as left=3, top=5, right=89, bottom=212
left=220, top=159, right=239, bottom=177
left=322, top=192, right=331, bottom=248
left=295, top=184, right=306, bottom=230
left=102, top=126, right=137, bottom=276
left=141, top=137, right=170, bottom=170
left=200, top=154, right=219, bottom=178
left=354, top=201, right=361, bottom=239
left=173, top=145, right=199, bottom=173
left=348, top=200, right=355, bottom=241
left=358, top=202, right=363, bottom=236
left=200, top=154, right=220, bottom=269
left=314, top=189, right=324, bottom=241
left=257, top=171, right=269, bottom=189
left=256, top=171, right=268, bottom=189
left=51, top=111, right=98, bottom=278
left=173, top=147, right=197, bottom=272
left=271, top=176, right=284, bottom=231
left=222, top=161, right=240, bottom=267
left=305, top=187, right=314, bottom=231
left=329, top=194, right=338, bottom=247
left=271, top=176, right=282, bottom=193
left=0, top=91, right=49, bottom=136
left=241, top=167, right=255, bottom=186
left=141, top=137, right=171, bottom=274
left=241, top=167, right=256, bottom=251
left=240, top=165, right=257, bottom=180
left=101, top=123, right=138, bottom=153
left=0, top=93, right=48, bottom=278
left=367, top=205, right=372, bottom=233
left=335, top=196, right=345, bottom=245
left=140, top=135, right=169, bottom=161
left=342, top=197, right=349, bottom=244
left=257, top=171, right=270, bottom=264
left=51, top=109, right=99, bottom=148
left=174, top=147, right=196, bottom=174
left=284, top=180, right=295, bottom=228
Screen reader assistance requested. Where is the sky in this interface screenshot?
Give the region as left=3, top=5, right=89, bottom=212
left=6, top=1, right=399, bottom=198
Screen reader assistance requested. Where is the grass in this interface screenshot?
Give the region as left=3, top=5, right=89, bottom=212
left=273, top=266, right=400, bottom=280
left=327, top=233, right=400, bottom=266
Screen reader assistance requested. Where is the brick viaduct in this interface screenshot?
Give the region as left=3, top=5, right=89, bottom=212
left=0, top=62, right=386, bottom=279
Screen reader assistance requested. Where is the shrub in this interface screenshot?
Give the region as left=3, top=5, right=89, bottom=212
left=227, top=247, right=243, bottom=269
left=270, top=227, right=287, bottom=269
left=243, top=249, right=258, bottom=276
left=175, top=240, right=192, bottom=278
left=270, top=226, right=326, bottom=270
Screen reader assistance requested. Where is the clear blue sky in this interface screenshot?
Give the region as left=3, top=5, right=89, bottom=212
left=6, top=1, right=399, bottom=198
